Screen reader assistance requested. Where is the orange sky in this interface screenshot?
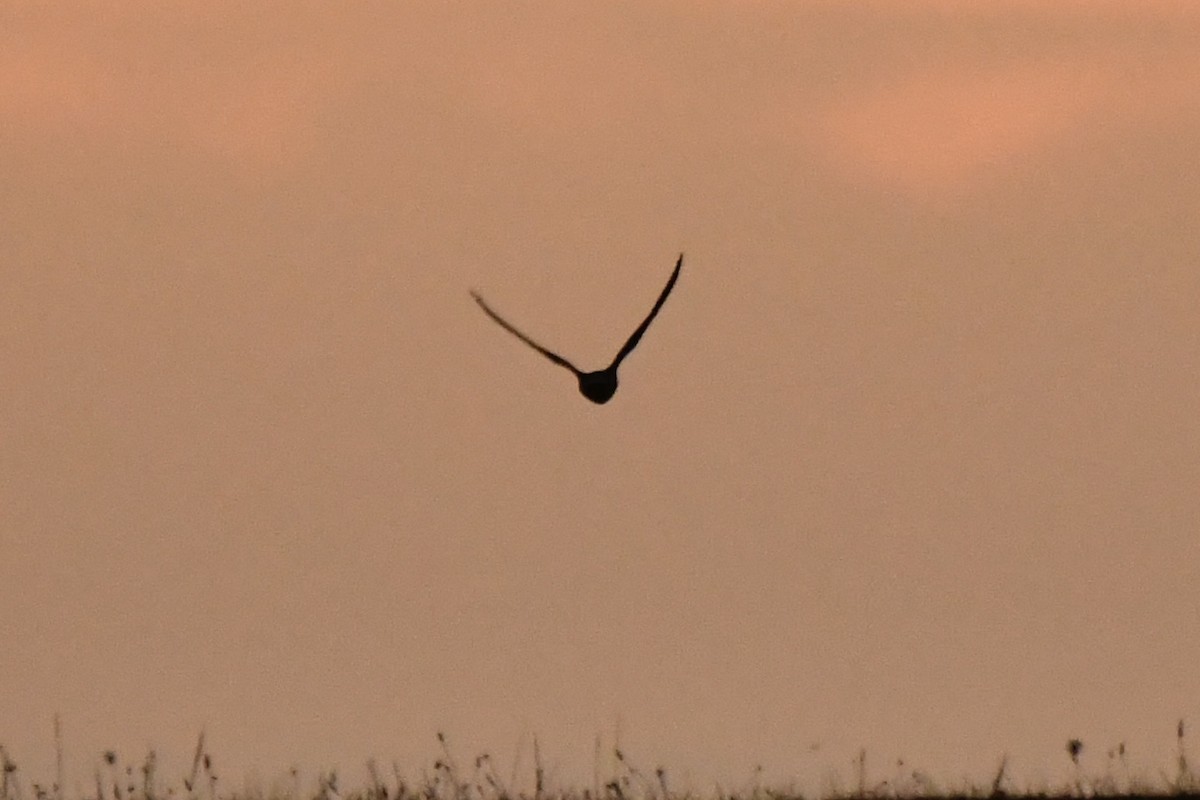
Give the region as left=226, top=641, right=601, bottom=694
left=3, top=2, right=1199, bottom=796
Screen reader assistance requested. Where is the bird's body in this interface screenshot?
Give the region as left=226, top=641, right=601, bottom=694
left=577, top=369, right=619, bottom=405
left=471, top=253, right=682, bottom=404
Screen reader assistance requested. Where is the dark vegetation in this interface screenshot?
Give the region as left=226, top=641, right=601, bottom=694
left=2, top=721, right=1196, bottom=800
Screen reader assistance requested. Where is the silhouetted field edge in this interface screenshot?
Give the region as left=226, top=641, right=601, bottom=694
left=2, top=722, right=1197, bottom=800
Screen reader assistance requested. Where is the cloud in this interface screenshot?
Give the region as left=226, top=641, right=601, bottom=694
left=813, top=59, right=1109, bottom=194
left=0, top=10, right=334, bottom=173
left=0, top=34, right=118, bottom=132
left=805, top=17, right=1200, bottom=195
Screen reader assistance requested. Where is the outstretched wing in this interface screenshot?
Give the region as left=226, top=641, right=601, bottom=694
left=471, top=290, right=582, bottom=375
left=609, top=253, right=683, bottom=370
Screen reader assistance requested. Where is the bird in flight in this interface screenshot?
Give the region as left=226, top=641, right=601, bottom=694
left=471, top=253, right=683, bottom=404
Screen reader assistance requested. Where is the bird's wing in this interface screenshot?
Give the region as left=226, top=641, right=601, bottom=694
left=471, top=290, right=582, bottom=375
left=609, top=253, right=683, bottom=369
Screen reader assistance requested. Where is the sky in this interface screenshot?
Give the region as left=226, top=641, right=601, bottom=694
left=3, top=1, right=1199, bottom=796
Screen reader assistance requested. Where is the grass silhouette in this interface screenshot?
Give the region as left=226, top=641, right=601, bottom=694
left=1, top=723, right=1197, bottom=800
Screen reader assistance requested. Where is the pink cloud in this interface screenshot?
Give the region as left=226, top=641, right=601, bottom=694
left=0, top=35, right=118, bottom=133
left=809, top=48, right=1200, bottom=196
left=0, top=14, right=332, bottom=174
left=814, top=59, right=1108, bottom=194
